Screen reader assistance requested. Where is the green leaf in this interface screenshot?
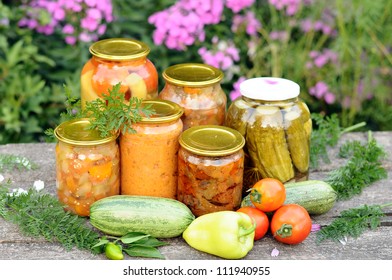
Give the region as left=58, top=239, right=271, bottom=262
left=92, top=238, right=109, bottom=249
left=124, top=245, right=165, bottom=259
left=120, top=232, right=150, bottom=244
left=134, top=236, right=168, bottom=247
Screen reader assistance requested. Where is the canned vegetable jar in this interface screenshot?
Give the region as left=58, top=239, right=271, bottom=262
left=159, top=63, right=227, bottom=130
left=177, top=125, right=245, bottom=217
left=225, top=77, right=312, bottom=190
left=81, top=38, right=158, bottom=107
left=120, top=99, right=183, bottom=199
left=54, top=119, right=120, bottom=217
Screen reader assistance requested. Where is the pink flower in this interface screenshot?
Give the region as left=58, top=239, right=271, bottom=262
left=311, top=224, right=321, bottom=232
left=324, top=92, right=336, bottom=104
left=148, top=0, right=224, bottom=50
left=62, top=24, right=74, bottom=34
left=198, top=39, right=240, bottom=71
left=229, top=76, right=246, bottom=101
left=271, top=247, right=280, bottom=257
left=65, top=36, right=77, bottom=45
left=226, top=0, right=255, bottom=13
left=232, top=11, right=261, bottom=36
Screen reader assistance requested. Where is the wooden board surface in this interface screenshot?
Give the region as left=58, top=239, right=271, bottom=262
left=0, top=132, right=391, bottom=260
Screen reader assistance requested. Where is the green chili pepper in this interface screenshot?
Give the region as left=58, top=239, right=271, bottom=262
left=105, top=242, right=124, bottom=260
left=182, top=211, right=255, bottom=259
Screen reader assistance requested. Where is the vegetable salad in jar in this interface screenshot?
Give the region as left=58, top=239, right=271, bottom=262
left=159, top=63, right=227, bottom=130
left=54, top=119, right=120, bottom=216
left=81, top=38, right=158, bottom=107
left=177, top=125, right=245, bottom=216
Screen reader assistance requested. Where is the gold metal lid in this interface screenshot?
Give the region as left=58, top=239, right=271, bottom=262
left=89, top=38, right=150, bottom=61
left=162, top=63, right=224, bottom=87
left=179, top=125, right=245, bottom=156
left=54, top=118, right=118, bottom=146
left=139, top=99, right=183, bottom=123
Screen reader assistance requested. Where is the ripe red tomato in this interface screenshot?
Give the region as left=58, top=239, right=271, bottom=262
left=237, top=206, right=269, bottom=240
left=270, top=204, right=312, bottom=245
left=249, top=178, right=286, bottom=212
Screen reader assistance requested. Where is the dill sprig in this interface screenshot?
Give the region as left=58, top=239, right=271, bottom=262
left=0, top=154, right=37, bottom=171
left=326, top=131, right=387, bottom=200
left=316, top=203, right=392, bottom=243
left=46, top=83, right=154, bottom=138
left=83, top=83, right=154, bottom=138
left=0, top=184, right=100, bottom=252
left=310, top=113, right=366, bottom=169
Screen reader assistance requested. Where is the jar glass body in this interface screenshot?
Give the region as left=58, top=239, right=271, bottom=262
left=120, top=119, right=183, bottom=199
left=81, top=56, right=158, bottom=107
left=159, top=82, right=227, bottom=130
left=177, top=147, right=244, bottom=217
left=226, top=96, right=311, bottom=190
left=55, top=140, right=120, bottom=216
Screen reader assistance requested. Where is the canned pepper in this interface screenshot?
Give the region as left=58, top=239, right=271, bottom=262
left=182, top=211, right=255, bottom=259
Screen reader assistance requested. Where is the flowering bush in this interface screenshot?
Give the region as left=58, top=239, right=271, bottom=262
left=148, top=0, right=392, bottom=128
left=18, top=0, right=113, bottom=45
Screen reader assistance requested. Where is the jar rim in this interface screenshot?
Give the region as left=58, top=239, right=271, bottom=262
left=162, top=63, right=224, bottom=87
left=139, top=99, right=184, bottom=124
left=89, top=38, right=150, bottom=61
left=179, top=125, right=245, bottom=156
left=54, top=118, right=118, bottom=146
left=240, top=77, right=300, bottom=101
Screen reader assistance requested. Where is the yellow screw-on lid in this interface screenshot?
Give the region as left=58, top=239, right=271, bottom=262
left=54, top=118, right=118, bottom=146
left=89, top=38, right=150, bottom=61
left=162, top=63, right=224, bottom=87
left=179, top=125, right=245, bottom=156
left=139, top=99, right=184, bottom=124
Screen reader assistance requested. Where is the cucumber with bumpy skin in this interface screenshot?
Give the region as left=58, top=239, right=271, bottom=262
left=241, top=180, right=337, bottom=215
left=90, top=195, right=195, bottom=238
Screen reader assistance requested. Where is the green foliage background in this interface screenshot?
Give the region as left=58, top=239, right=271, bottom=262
left=0, top=0, right=391, bottom=144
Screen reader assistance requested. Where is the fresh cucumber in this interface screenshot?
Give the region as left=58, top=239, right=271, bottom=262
left=90, top=195, right=195, bottom=238
left=241, top=180, right=337, bottom=215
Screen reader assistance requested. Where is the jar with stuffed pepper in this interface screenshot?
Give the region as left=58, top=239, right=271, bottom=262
left=225, top=77, right=312, bottom=191
left=81, top=38, right=158, bottom=107
left=177, top=125, right=245, bottom=217
left=159, top=63, right=227, bottom=131
left=54, top=118, right=120, bottom=217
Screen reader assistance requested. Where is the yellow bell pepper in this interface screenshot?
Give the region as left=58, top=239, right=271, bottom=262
left=182, top=211, right=255, bottom=259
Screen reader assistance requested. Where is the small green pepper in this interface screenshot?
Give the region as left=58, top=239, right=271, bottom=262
left=182, top=211, right=255, bottom=259
left=105, top=242, right=124, bottom=260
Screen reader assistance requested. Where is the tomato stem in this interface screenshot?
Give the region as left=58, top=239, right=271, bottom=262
left=275, top=223, right=293, bottom=238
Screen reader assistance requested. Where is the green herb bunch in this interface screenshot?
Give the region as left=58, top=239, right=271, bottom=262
left=316, top=203, right=392, bottom=243
left=46, top=83, right=154, bottom=138
left=0, top=183, right=100, bottom=252
left=83, top=84, right=154, bottom=137
left=326, top=131, right=387, bottom=200
left=310, top=113, right=366, bottom=169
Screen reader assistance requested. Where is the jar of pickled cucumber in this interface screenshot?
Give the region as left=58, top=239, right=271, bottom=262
left=81, top=38, right=158, bottom=107
left=159, top=63, right=227, bottom=130
left=54, top=119, right=120, bottom=217
left=177, top=125, right=245, bottom=217
left=120, top=99, right=183, bottom=199
left=225, top=77, right=312, bottom=190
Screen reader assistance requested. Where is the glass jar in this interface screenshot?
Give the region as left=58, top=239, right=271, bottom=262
left=159, top=63, right=227, bottom=130
left=177, top=125, right=245, bottom=217
left=54, top=119, right=120, bottom=217
left=120, top=99, right=183, bottom=199
left=81, top=38, right=158, bottom=107
left=225, top=77, right=312, bottom=191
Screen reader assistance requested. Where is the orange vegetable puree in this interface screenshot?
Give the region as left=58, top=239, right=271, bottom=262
left=120, top=120, right=183, bottom=199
